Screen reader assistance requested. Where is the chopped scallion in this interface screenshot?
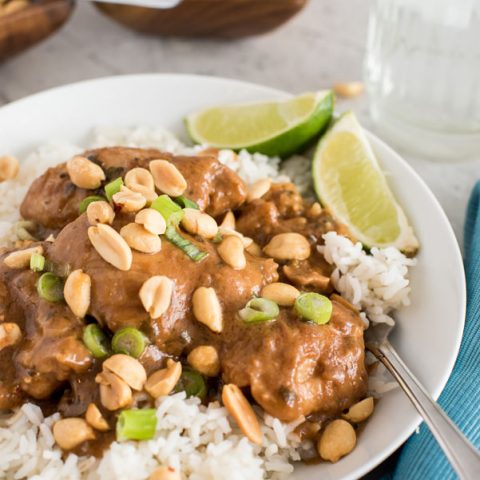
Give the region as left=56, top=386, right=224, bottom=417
left=175, top=368, right=207, bottom=400
left=112, top=327, right=146, bottom=358
left=151, top=195, right=182, bottom=223
left=30, top=253, right=45, bottom=272
left=37, top=272, right=64, bottom=303
left=79, top=195, right=107, bottom=214
left=294, top=292, right=332, bottom=325
left=83, top=324, right=111, bottom=358
left=104, top=177, right=123, bottom=203
left=174, top=195, right=199, bottom=210
left=116, top=409, right=157, bottom=441
left=165, top=226, right=208, bottom=262
left=239, top=297, right=279, bottom=324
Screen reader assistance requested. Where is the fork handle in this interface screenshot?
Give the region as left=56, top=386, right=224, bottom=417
left=369, top=341, right=480, bottom=480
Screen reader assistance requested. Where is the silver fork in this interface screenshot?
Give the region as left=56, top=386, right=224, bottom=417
left=366, top=322, right=480, bottom=479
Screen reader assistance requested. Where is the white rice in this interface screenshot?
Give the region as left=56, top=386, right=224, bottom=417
left=0, top=125, right=415, bottom=479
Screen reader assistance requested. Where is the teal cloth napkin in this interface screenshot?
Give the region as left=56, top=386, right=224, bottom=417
left=390, top=182, right=480, bottom=478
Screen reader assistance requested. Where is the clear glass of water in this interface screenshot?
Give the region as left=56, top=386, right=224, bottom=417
left=364, top=0, right=480, bottom=161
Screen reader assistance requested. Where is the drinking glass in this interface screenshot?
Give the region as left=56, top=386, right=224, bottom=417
left=364, top=0, right=480, bottom=161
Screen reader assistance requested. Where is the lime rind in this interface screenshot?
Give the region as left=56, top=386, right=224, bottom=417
left=313, top=112, right=419, bottom=253
left=185, top=91, right=334, bottom=158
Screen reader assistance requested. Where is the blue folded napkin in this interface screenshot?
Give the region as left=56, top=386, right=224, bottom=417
left=389, top=182, right=480, bottom=479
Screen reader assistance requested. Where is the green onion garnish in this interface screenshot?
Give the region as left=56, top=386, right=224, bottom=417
left=37, top=272, right=64, bottom=303
left=151, top=195, right=182, bottom=223
left=175, top=368, right=207, bottom=400
left=174, top=195, right=199, bottom=210
left=212, top=232, right=223, bottom=244
left=112, top=327, right=146, bottom=358
left=104, top=177, right=123, bottom=203
left=165, top=226, right=208, bottom=262
left=239, top=297, right=279, bottom=324
left=294, top=292, right=333, bottom=325
left=79, top=195, right=106, bottom=214
left=43, top=260, right=71, bottom=278
left=83, top=324, right=111, bottom=358
left=30, top=253, right=45, bottom=272
left=116, top=409, right=157, bottom=441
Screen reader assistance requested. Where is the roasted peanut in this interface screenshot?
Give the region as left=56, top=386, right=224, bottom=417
left=218, top=227, right=252, bottom=248
left=245, top=241, right=263, bottom=257
left=103, top=354, right=147, bottom=391
left=3, top=245, right=43, bottom=269
left=88, top=224, right=132, bottom=271
left=120, top=223, right=161, bottom=254
left=145, top=359, right=182, bottom=399
left=220, top=211, right=235, bottom=229
left=0, top=155, right=20, bottom=182
left=53, top=418, right=95, bottom=450
left=263, top=233, right=310, bottom=260
left=96, top=370, right=132, bottom=411
left=149, top=466, right=181, bottom=480
left=261, top=282, right=300, bottom=306
left=112, top=186, right=147, bottom=213
left=333, top=81, right=364, bottom=98
left=86, top=201, right=115, bottom=225
left=222, top=384, right=262, bottom=445
left=342, top=397, right=374, bottom=423
left=85, top=403, right=110, bottom=431
left=317, top=419, right=356, bottom=462
left=3, top=1, right=30, bottom=15
left=67, top=156, right=105, bottom=189
left=181, top=208, right=218, bottom=239
left=217, top=236, right=246, bottom=270
left=125, top=167, right=155, bottom=191
left=192, top=287, right=223, bottom=333
left=0, top=323, right=22, bottom=351
left=307, top=202, right=322, bottom=217
left=247, top=178, right=272, bottom=201
left=140, top=275, right=173, bottom=319
left=135, top=208, right=166, bottom=235
left=130, top=184, right=158, bottom=204
left=149, top=160, right=187, bottom=197
left=187, top=345, right=220, bottom=377
left=64, top=269, right=91, bottom=318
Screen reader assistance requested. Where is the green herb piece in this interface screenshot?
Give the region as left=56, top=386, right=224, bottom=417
left=116, top=409, right=157, bottom=441
left=151, top=195, right=182, bottom=223
left=83, top=324, right=111, bottom=359
left=105, top=177, right=123, bottom=203
left=174, top=195, right=199, bottom=210
left=30, top=253, right=45, bottom=272
left=165, top=226, right=208, bottom=262
left=37, top=272, right=64, bottom=302
left=112, top=327, right=146, bottom=358
left=175, top=368, right=207, bottom=400
left=239, top=297, right=279, bottom=324
left=79, top=195, right=106, bottom=214
left=294, top=292, right=332, bottom=325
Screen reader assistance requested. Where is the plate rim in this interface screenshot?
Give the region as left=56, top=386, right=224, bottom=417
left=0, top=73, right=467, bottom=479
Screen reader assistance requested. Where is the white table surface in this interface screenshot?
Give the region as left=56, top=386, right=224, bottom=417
left=0, top=0, right=478, bottom=247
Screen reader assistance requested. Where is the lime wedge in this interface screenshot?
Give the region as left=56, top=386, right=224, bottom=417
left=313, top=112, right=419, bottom=253
left=185, top=91, right=334, bottom=158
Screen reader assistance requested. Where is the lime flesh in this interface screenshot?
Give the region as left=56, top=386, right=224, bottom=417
left=313, top=112, right=419, bottom=252
left=186, top=91, right=334, bottom=158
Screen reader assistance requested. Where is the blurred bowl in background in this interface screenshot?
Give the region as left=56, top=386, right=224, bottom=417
left=94, top=0, right=308, bottom=38
left=0, top=0, right=75, bottom=62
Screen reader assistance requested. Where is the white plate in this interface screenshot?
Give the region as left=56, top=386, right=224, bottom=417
left=0, top=74, right=466, bottom=480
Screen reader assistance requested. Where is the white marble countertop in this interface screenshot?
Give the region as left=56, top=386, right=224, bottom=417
left=0, top=0, right=478, bottom=246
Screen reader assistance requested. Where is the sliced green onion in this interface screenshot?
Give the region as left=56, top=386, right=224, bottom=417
left=116, top=409, right=157, bottom=441
left=294, top=292, right=333, bottom=325
left=30, top=253, right=45, bottom=272
left=79, top=195, right=106, bottom=214
left=43, top=260, right=71, bottom=278
left=175, top=368, right=207, bottom=400
left=112, top=327, right=146, bottom=358
left=104, top=177, right=123, bottom=203
left=239, top=297, right=279, bottom=324
left=174, top=195, right=199, bottom=210
left=151, top=195, right=182, bottom=223
left=83, top=324, right=111, bottom=358
left=37, top=272, right=64, bottom=302
left=212, top=232, right=223, bottom=244
left=165, top=226, right=208, bottom=262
